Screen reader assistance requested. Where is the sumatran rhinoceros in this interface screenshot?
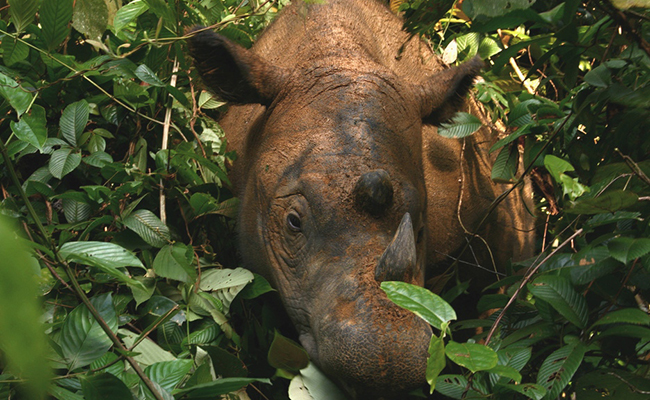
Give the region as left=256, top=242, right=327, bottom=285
left=189, top=0, right=535, bottom=398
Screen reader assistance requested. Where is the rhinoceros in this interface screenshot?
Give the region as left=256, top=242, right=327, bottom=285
left=189, top=0, right=535, bottom=398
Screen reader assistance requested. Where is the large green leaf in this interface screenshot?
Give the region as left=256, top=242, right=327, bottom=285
left=463, top=0, right=537, bottom=18
left=122, top=209, right=170, bottom=247
left=437, top=112, right=483, bottom=138
left=199, top=268, right=254, bottom=314
left=2, top=36, right=29, bottom=66
left=119, top=329, right=176, bottom=367
left=60, top=100, right=90, bottom=147
left=113, top=0, right=149, bottom=33
left=60, top=293, right=118, bottom=370
left=381, top=281, right=456, bottom=330
left=135, top=64, right=166, bottom=87
left=607, top=237, right=650, bottom=264
left=536, top=342, right=586, bottom=399
left=297, top=363, right=348, bottom=400
left=72, top=0, right=109, bottom=41
left=0, top=72, right=34, bottom=117
left=80, top=373, right=132, bottom=400
left=10, top=105, right=47, bottom=150
left=445, top=341, right=498, bottom=373
left=49, top=147, right=82, bottom=179
left=567, top=190, right=639, bottom=214
left=592, top=308, right=650, bottom=327
left=152, top=243, right=196, bottom=283
left=41, top=0, right=74, bottom=51
left=528, top=275, right=589, bottom=329
left=0, top=217, right=51, bottom=400
left=145, top=360, right=193, bottom=393
left=435, top=374, right=484, bottom=399
left=8, top=0, right=39, bottom=32
left=576, top=369, right=650, bottom=400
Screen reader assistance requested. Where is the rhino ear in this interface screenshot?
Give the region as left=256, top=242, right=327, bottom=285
left=419, top=56, right=484, bottom=125
left=187, top=27, right=285, bottom=106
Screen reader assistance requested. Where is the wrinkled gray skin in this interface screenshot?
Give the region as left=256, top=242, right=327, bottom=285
left=189, top=0, right=535, bottom=398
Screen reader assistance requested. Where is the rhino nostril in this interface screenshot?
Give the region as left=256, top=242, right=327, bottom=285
left=353, top=169, right=393, bottom=216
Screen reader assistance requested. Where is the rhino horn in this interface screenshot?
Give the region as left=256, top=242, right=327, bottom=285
left=375, top=212, right=416, bottom=283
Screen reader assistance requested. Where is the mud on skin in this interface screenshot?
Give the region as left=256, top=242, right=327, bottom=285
left=188, top=0, right=535, bottom=398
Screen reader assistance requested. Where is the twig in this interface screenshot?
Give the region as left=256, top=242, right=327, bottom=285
left=484, top=227, right=584, bottom=345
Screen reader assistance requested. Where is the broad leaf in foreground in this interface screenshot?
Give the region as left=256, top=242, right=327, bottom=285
left=381, top=281, right=456, bottom=330
left=536, top=342, right=586, bottom=399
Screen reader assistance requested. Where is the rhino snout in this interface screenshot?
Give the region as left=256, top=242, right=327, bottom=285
left=375, top=212, right=417, bottom=283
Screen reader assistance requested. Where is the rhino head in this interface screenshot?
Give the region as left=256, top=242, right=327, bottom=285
left=189, top=25, right=482, bottom=399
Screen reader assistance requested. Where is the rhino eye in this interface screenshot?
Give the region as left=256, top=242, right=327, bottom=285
left=287, top=212, right=302, bottom=232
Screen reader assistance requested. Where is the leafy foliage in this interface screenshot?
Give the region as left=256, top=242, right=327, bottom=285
left=0, top=0, right=648, bottom=399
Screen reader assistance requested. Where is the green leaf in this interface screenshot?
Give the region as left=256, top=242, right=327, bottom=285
left=49, top=147, right=82, bottom=179
left=445, top=341, right=498, bottom=373
left=135, top=64, right=166, bottom=86
left=122, top=209, right=170, bottom=247
left=435, top=374, right=483, bottom=399
left=528, top=275, right=589, bottom=329
left=381, top=281, right=456, bottom=330
left=152, top=243, right=196, bottom=283
left=172, top=377, right=271, bottom=398
left=607, top=237, right=650, bottom=264
left=113, top=0, right=149, bottom=33
left=60, top=293, right=118, bottom=370
left=490, top=347, right=531, bottom=386
left=463, top=0, right=537, bottom=18
left=593, top=308, right=650, bottom=327
left=426, top=333, right=446, bottom=394
left=0, top=72, right=34, bottom=117
left=80, top=373, right=132, bottom=400
left=487, top=365, right=522, bottom=384
left=8, top=0, right=39, bottom=32
left=59, top=241, right=144, bottom=269
left=267, top=331, right=310, bottom=372
left=59, top=241, right=146, bottom=289
left=576, top=369, right=650, bottom=400
left=0, top=217, right=51, bottom=400
left=2, top=36, right=29, bottom=66
left=41, top=0, right=74, bottom=51
left=60, top=100, right=90, bottom=147
left=10, top=105, right=47, bottom=150
left=72, top=0, right=109, bottom=41
left=142, top=0, right=176, bottom=30
left=583, top=64, right=611, bottom=88
left=145, top=360, right=193, bottom=393
left=491, top=145, right=519, bottom=183
left=497, top=383, right=546, bottom=400
left=83, top=151, right=113, bottom=167
left=199, top=268, right=254, bottom=314
left=62, top=198, right=92, bottom=223
left=536, top=342, right=586, bottom=399
left=201, top=345, right=246, bottom=378
left=119, top=329, right=176, bottom=367
left=568, top=190, right=639, bottom=214
left=298, top=363, right=348, bottom=400
left=437, top=112, right=483, bottom=138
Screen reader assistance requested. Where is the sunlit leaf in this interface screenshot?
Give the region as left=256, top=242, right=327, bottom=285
left=152, top=243, right=196, bottom=283
left=445, top=341, right=498, bottom=373
left=49, top=148, right=82, bottom=179
left=113, top=0, right=149, bottom=33
left=8, top=0, right=39, bottom=32
left=0, top=72, right=33, bottom=117
left=381, top=281, right=456, bottom=330
left=426, top=333, right=446, bottom=393
left=60, top=100, right=90, bottom=147
left=607, top=237, right=650, bottom=264
left=10, top=105, right=47, bottom=150
left=437, top=112, right=483, bottom=138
